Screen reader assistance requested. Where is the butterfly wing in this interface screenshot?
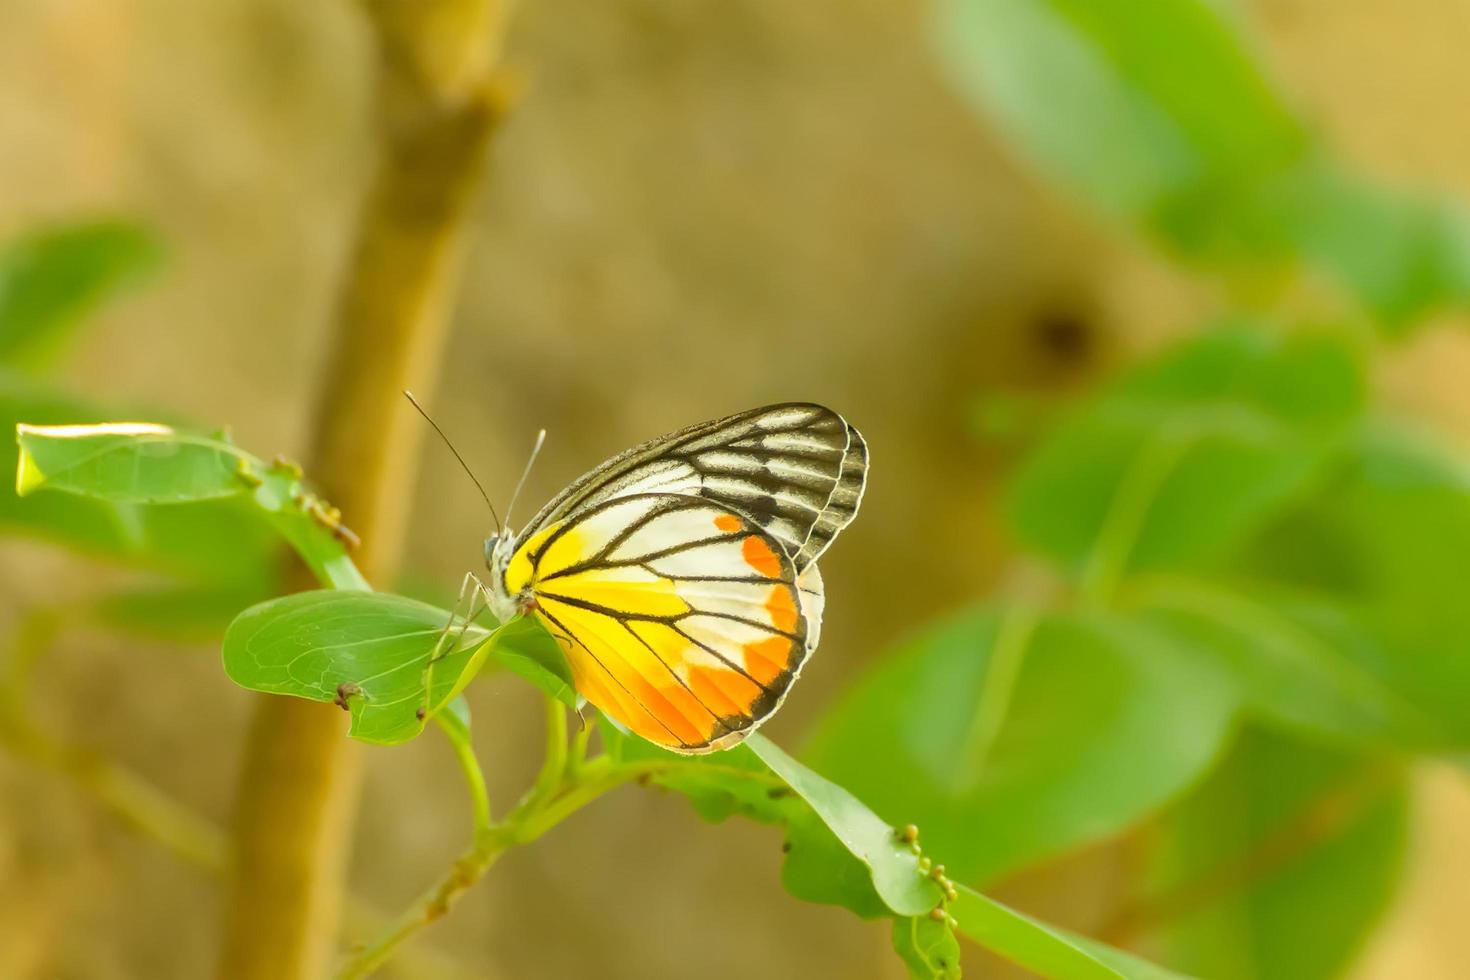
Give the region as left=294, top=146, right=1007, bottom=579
left=503, top=492, right=821, bottom=753
left=516, top=403, right=867, bottom=571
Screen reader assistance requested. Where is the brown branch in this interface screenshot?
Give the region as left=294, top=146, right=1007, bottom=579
left=0, top=726, right=475, bottom=980
left=217, top=3, right=515, bottom=977
left=0, top=625, right=472, bottom=978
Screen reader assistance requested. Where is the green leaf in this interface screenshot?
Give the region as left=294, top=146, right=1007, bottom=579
left=805, top=606, right=1237, bottom=885
left=0, top=219, right=162, bottom=370
left=1279, top=171, right=1470, bottom=330
left=1216, top=425, right=1470, bottom=745
left=0, top=380, right=281, bottom=585
left=601, top=723, right=941, bottom=918
left=16, top=421, right=249, bottom=503
left=933, top=0, right=1470, bottom=329
left=0, top=381, right=134, bottom=550
left=1137, top=581, right=1453, bottom=749
left=603, top=725, right=962, bottom=974
left=934, top=0, right=1305, bottom=226
left=222, top=592, right=572, bottom=744
left=602, top=725, right=1191, bottom=979
left=893, top=913, right=963, bottom=980
left=950, top=886, right=1196, bottom=980
left=1008, top=325, right=1364, bottom=579
left=492, top=615, right=579, bottom=708
left=13, top=416, right=365, bottom=590
left=1065, top=932, right=1198, bottom=980
left=1139, top=727, right=1408, bottom=980
left=749, top=736, right=944, bottom=916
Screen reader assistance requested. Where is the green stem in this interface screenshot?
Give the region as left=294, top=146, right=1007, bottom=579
left=441, top=719, right=492, bottom=839
left=336, top=840, right=510, bottom=980
left=513, top=756, right=786, bottom=843
left=956, top=605, right=1039, bottom=789
left=340, top=742, right=786, bottom=976
left=509, top=757, right=637, bottom=843
left=267, top=510, right=371, bottom=591
left=566, top=712, right=594, bottom=778
left=1078, top=431, right=1188, bottom=607
left=528, top=697, right=568, bottom=807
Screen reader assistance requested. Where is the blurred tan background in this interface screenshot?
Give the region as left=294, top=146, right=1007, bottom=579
left=2, top=0, right=1469, bottom=976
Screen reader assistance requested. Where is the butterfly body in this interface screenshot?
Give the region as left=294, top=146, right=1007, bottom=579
left=482, top=404, right=866, bottom=754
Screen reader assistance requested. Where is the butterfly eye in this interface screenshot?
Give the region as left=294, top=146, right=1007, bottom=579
left=483, top=535, right=499, bottom=568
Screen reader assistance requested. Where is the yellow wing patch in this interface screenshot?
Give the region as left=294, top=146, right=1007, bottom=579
left=511, top=493, right=818, bottom=753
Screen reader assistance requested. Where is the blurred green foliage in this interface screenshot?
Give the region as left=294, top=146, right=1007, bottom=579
left=16, top=393, right=1170, bottom=974
left=1143, top=728, right=1407, bottom=980
left=0, top=221, right=281, bottom=616
left=0, top=219, right=161, bottom=370
left=936, top=0, right=1470, bottom=329
left=8, top=1, right=1470, bottom=978
left=795, top=1, right=1470, bottom=976
left=807, top=606, right=1237, bottom=884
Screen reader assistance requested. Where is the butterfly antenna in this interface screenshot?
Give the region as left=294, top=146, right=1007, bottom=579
left=403, top=390, right=502, bottom=533
left=502, top=428, right=547, bottom=532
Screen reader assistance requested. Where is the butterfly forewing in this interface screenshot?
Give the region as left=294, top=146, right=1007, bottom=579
left=794, top=425, right=866, bottom=568
left=504, top=493, right=820, bottom=752
left=516, top=403, right=867, bottom=570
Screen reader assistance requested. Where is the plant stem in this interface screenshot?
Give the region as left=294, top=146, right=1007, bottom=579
left=508, top=761, right=647, bottom=844
left=217, top=2, right=515, bottom=975
left=336, top=782, right=613, bottom=978
left=337, top=839, right=510, bottom=980
left=527, top=697, right=569, bottom=808
left=337, top=695, right=576, bottom=980
left=568, top=714, right=594, bottom=776
left=956, top=605, right=1038, bottom=790
left=336, top=723, right=787, bottom=976
left=1078, top=431, right=1188, bottom=607
left=438, top=714, right=493, bottom=838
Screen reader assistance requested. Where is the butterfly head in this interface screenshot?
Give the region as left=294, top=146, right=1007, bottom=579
left=483, top=532, right=524, bottom=622
left=483, top=532, right=513, bottom=579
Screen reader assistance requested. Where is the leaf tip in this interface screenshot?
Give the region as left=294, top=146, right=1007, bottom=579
left=14, top=429, right=43, bottom=497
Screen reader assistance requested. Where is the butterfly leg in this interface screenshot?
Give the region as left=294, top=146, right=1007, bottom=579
left=418, top=571, right=495, bottom=721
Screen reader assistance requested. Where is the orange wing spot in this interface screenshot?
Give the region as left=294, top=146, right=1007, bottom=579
left=689, top=664, right=762, bottom=716
left=644, top=682, right=714, bottom=746
left=714, top=513, right=743, bottom=533
left=550, top=616, right=706, bottom=748
left=632, top=675, right=710, bottom=746
left=765, top=584, right=799, bottom=633
left=564, top=650, right=667, bottom=745
left=741, top=536, right=783, bottom=578
left=743, top=635, right=792, bottom=685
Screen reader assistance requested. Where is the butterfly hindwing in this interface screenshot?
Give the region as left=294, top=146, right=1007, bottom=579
left=504, top=493, right=819, bottom=752
left=517, top=403, right=867, bottom=571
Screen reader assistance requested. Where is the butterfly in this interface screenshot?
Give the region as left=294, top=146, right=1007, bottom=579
left=466, top=403, right=868, bottom=755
